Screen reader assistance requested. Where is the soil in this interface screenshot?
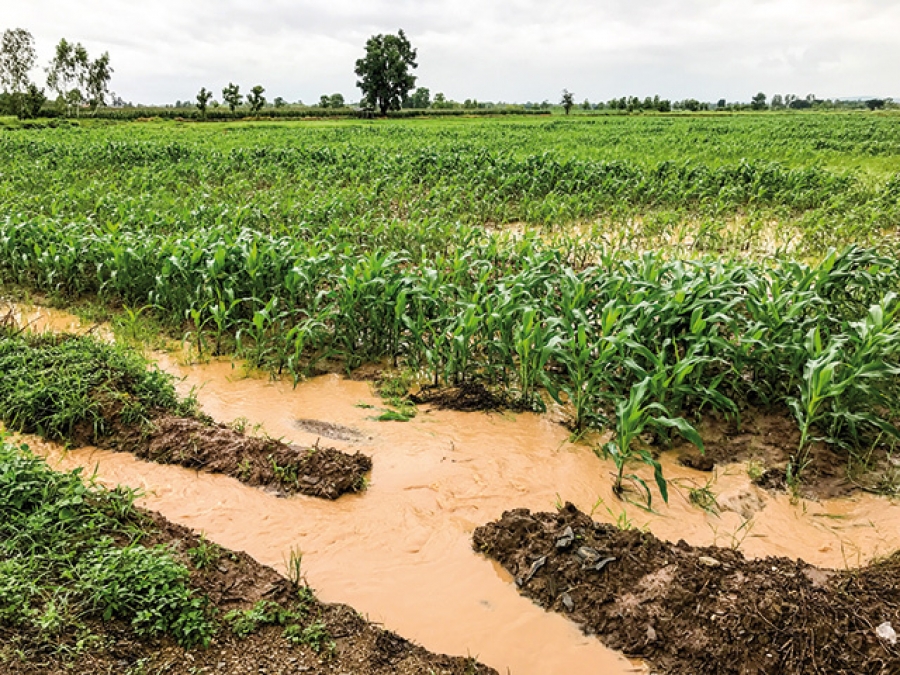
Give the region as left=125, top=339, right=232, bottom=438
left=473, top=504, right=900, bottom=675
left=673, top=406, right=896, bottom=499
left=0, top=510, right=497, bottom=675
left=107, top=416, right=372, bottom=499
left=411, top=382, right=512, bottom=413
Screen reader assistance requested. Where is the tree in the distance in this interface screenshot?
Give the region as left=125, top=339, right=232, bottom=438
left=354, top=30, right=417, bottom=115
left=85, top=52, right=113, bottom=109
left=560, top=89, right=575, bottom=115
left=222, top=83, right=242, bottom=112
left=0, top=28, right=38, bottom=117
left=0, top=28, right=36, bottom=96
left=407, top=87, right=430, bottom=109
left=751, top=92, right=767, bottom=110
left=247, top=85, right=266, bottom=113
left=196, top=87, right=212, bottom=117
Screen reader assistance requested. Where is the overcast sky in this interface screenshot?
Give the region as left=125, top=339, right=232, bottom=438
left=4, top=0, right=898, bottom=105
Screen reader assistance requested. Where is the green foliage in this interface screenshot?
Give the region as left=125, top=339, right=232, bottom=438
left=222, top=83, right=242, bottom=112
left=600, top=377, right=703, bottom=508
left=224, top=595, right=332, bottom=652
left=0, top=329, right=196, bottom=443
left=0, top=439, right=214, bottom=647
left=196, top=87, right=212, bottom=118
left=354, top=30, right=417, bottom=115
left=247, top=85, right=266, bottom=113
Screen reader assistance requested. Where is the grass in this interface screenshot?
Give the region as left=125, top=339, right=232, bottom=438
left=0, top=326, right=197, bottom=444
left=0, top=436, right=214, bottom=648
left=0, top=436, right=338, bottom=660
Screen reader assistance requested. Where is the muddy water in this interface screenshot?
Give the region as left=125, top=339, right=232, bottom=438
left=7, top=301, right=900, bottom=674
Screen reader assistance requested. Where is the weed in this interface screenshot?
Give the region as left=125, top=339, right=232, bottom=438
left=187, top=535, right=222, bottom=570
left=746, top=460, right=765, bottom=482
left=0, top=439, right=215, bottom=648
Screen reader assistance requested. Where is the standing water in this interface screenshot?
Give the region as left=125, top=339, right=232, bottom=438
left=10, top=302, right=900, bottom=674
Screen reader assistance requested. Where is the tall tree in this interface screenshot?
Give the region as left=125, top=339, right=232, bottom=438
left=85, top=52, right=113, bottom=109
left=0, top=28, right=37, bottom=95
left=560, top=89, right=575, bottom=115
left=196, top=87, right=212, bottom=117
left=46, top=38, right=79, bottom=103
left=247, top=85, right=266, bottom=112
left=751, top=92, right=768, bottom=110
left=222, top=83, right=242, bottom=112
left=354, top=30, right=417, bottom=115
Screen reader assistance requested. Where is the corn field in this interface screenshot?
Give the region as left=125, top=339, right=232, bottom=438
left=1, top=114, right=899, bottom=498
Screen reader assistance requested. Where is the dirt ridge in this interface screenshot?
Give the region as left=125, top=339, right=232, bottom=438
left=473, top=504, right=900, bottom=675
left=107, top=416, right=372, bottom=499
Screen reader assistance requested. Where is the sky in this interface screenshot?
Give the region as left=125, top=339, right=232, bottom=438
left=4, top=0, right=899, bottom=105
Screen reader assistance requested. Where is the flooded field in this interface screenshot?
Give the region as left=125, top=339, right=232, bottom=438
left=7, top=301, right=900, bottom=674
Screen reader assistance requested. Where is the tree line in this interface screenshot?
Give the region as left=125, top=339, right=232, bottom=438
left=0, top=28, right=113, bottom=118
left=2, top=26, right=894, bottom=121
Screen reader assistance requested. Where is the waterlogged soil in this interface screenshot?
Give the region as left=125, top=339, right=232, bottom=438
left=1, top=509, right=496, bottom=675
left=474, top=504, right=900, bottom=675
left=109, top=416, right=372, bottom=500
left=411, top=382, right=515, bottom=413
left=675, top=407, right=899, bottom=500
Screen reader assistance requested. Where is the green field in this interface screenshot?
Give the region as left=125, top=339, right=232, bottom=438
left=2, top=113, right=899, bottom=499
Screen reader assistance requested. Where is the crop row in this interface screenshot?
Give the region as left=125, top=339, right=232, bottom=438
left=2, top=214, right=898, bottom=495
left=1, top=133, right=897, bottom=257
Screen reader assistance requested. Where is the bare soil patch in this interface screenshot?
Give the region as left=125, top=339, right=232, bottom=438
left=411, top=382, right=513, bottom=412
left=108, top=416, right=372, bottom=499
left=1, top=510, right=496, bottom=675
left=674, top=406, right=896, bottom=499
left=473, top=504, right=900, bottom=675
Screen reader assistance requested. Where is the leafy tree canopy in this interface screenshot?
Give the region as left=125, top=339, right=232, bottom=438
left=354, top=30, right=417, bottom=115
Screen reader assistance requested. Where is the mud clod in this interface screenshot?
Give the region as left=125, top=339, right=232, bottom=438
left=411, top=382, right=510, bottom=412
left=473, top=503, right=900, bottom=675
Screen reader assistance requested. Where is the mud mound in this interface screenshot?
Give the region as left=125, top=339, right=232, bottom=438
left=109, top=416, right=372, bottom=499
left=2, top=509, right=496, bottom=675
left=473, top=504, right=900, bottom=675
left=411, top=382, right=510, bottom=412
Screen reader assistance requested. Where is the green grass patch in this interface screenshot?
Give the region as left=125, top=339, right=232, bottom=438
left=0, top=437, right=215, bottom=648
left=0, top=328, right=196, bottom=443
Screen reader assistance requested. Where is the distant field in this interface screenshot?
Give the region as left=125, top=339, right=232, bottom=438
left=1, top=113, right=898, bottom=259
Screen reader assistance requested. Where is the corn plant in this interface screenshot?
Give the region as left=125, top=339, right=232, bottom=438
left=601, top=377, right=704, bottom=508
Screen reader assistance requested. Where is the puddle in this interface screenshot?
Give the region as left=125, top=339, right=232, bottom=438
left=6, top=301, right=900, bottom=674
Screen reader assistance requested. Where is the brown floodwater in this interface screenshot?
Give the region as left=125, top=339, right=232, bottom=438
left=8, top=301, right=900, bottom=674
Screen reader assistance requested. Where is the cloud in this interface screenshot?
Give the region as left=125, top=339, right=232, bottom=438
left=3, top=0, right=898, bottom=104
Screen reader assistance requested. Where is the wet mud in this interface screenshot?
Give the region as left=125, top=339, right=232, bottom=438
left=2, top=508, right=496, bottom=675
left=110, top=416, right=372, bottom=500
left=474, top=504, right=900, bottom=675
left=411, top=382, right=513, bottom=412
left=675, top=406, right=898, bottom=500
